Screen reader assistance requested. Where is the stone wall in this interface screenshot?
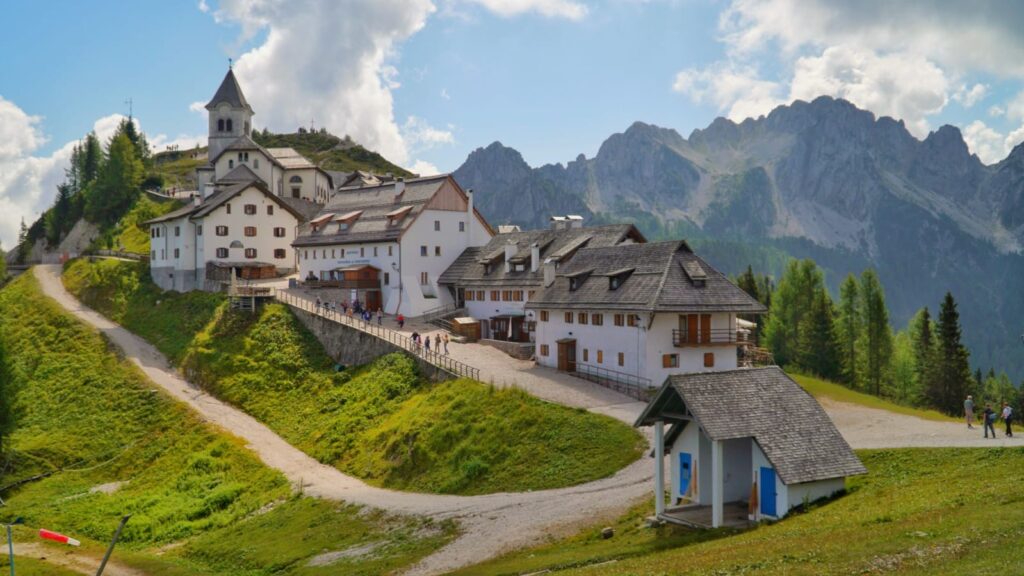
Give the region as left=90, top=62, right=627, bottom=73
left=479, top=338, right=535, bottom=360
left=289, top=306, right=453, bottom=382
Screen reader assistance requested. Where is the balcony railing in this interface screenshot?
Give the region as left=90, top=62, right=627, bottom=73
left=672, top=328, right=754, bottom=347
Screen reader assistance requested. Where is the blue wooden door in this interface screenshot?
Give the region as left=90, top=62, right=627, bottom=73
left=760, top=467, right=777, bottom=516
left=678, top=452, right=693, bottom=497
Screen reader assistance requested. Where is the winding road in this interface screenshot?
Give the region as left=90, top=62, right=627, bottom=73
left=31, top=264, right=1017, bottom=574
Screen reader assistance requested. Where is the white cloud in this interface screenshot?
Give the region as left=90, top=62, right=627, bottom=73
left=198, top=0, right=210, bottom=13
left=1005, top=90, right=1024, bottom=122
left=672, top=64, right=783, bottom=121
left=440, top=88, right=451, bottom=100
left=963, top=120, right=1007, bottom=165
left=989, top=104, right=1005, bottom=117
left=210, top=0, right=438, bottom=167
left=189, top=101, right=207, bottom=114
left=788, top=46, right=950, bottom=136
left=461, top=0, right=587, bottom=20
left=402, top=115, right=455, bottom=150
left=410, top=159, right=441, bottom=175
left=953, top=83, right=988, bottom=108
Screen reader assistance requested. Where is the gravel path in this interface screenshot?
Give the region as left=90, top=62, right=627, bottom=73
left=34, top=265, right=654, bottom=575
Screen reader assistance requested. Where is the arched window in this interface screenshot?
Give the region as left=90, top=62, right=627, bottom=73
left=226, top=118, right=233, bottom=132
left=229, top=159, right=234, bottom=169
left=289, top=175, right=303, bottom=183
left=217, top=118, right=225, bottom=132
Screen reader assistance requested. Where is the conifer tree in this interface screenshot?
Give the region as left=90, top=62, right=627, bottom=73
left=835, top=274, right=861, bottom=388
left=798, top=286, right=841, bottom=379
left=85, top=133, right=143, bottom=226
left=764, top=259, right=823, bottom=367
left=912, top=307, right=936, bottom=397
left=859, top=269, right=893, bottom=396
left=16, top=218, right=29, bottom=263
left=932, top=292, right=972, bottom=414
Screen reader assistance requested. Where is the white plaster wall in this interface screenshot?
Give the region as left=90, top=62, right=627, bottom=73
left=149, top=214, right=199, bottom=291
left=464, top=291, right=529, bottom=320
left=533, top=309, right=647, bottom=378
left=200, top=187, right=299, bottom=272
left=722, top=437, right=753, bottom=503
left=669, top=422, right=701, bottom=504
left=787, top=478, right=845, bottom=511
left=644, top=312, right=738, bottom=385
left=207, top=102, right=252, bottom=162
left=214, top=148, right=274, bottom=185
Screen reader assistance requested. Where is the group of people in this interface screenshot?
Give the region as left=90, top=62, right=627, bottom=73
left=964, top=395, right=1014, bottom=438
left=314, top=295, right=384, bottom=325
left=410, top=331, right=449, bottom=355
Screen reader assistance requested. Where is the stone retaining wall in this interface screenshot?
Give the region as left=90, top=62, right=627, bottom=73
left=479, top=339, right=535, bottom=360
left=289, top=306, right=453, bottom=382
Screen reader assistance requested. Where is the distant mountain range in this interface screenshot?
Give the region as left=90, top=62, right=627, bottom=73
left=453, top=97, right=1024, bottom=379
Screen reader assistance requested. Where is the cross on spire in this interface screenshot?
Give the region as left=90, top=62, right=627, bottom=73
left=124, top=97, right=133, bottom=119
left=229, top=57, right=233, bottom=69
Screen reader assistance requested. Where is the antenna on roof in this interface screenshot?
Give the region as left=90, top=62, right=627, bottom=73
left=228, top=57, right=233, bottom=70
left=124, top=97, right=133, bottom=119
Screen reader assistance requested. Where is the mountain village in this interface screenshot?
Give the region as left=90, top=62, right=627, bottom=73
left=140, top=68, right=867, bottom=530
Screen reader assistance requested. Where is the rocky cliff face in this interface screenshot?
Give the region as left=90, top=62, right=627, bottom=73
left=453, top=97, right=1024, bottom=378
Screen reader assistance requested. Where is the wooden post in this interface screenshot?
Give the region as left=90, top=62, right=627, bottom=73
left=654, top=420, right=665, bottom=517
left=711, top=439, right=723, bottom=528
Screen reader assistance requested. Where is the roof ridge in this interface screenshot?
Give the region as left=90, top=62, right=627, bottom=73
left=647, top=240, right=685, bottom=310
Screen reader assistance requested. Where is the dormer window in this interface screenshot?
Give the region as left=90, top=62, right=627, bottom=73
left=484, top=263, right=492, bottom=275
left=338, top=222, right=349, bottom=232
left=608, top=267, right=635, bottom=291
left=682, top=260, right=707, bottom=288
left=567, top=269, right=593, bottom=292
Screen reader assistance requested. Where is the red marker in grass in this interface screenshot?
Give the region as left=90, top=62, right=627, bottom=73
left=39, top=528, right=81, bottom=546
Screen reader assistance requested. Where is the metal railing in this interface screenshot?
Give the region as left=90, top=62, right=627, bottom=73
left=274, top=289, right=480, bottom=381
left=672, top=328, right=751, bottom=347
left=419, top=302, right=459, bottom=323
left=573, top=362, right=654, bottom=401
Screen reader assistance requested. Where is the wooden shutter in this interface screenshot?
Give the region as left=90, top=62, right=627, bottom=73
left=700, top=314, right=711, bottom=343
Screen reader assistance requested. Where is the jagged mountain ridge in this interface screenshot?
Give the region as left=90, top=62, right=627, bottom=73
left=453, top=96, right=1024, bottom=379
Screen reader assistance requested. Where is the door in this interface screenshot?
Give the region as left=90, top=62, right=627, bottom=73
left=557, top=340, right=577, bottom=372
left=456, top=288, right=465, bottom=308
left=365, top=290, right=382, bottom=312
left=700, top=314, right=711, bottom=343
left=760, top=467, right=777, bottom=517
left=678, top=452, right=693, bottom=498
left=687, top=314, right=698, bottom=344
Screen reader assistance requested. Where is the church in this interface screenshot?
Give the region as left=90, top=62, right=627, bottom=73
left=146, top=68, right=329, bottom=292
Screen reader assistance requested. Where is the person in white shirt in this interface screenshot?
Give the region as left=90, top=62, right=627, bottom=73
left=1001, top=403, right=1014, bottom=438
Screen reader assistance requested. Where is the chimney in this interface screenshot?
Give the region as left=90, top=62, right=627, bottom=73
left=466, top=188, right=474, bottom=246
left=550, top=216, right=567, bottom=230
left=394, top=177, right=406, bottom=197
left=567, top=214, right=584, bottom=229
left=192, top=195, right=202, bottom=207
left=543, top=258, right=556, bottom=287
left=504, top=240, right=516, bottom=273
left=530, top=242, right=540, bottom=272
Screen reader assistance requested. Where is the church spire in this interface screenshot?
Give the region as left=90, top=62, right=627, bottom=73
left=205, top=67, right=252, bottom=113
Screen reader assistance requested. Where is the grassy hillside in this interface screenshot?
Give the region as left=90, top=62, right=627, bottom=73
left=63, top=258, right=644, bottom=495
left=252, top=130, right=414, bottom=177
left=456, top=448, right=1024, bottom=575
left=90, top=195, right=183, bottom=255
left=793, top=373, right=957, bottom=423
left=0, top=273, right=453, bottom=575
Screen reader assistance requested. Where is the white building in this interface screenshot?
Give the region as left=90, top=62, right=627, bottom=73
left=526, top=240, right=767, bottom=389
left=146, top=68, right=327, bottom=292
left=292, top=175, right=493, bottom=316
left=438, top=218, right=645, bottom=341
left=635, top=367, right=867, bottom=528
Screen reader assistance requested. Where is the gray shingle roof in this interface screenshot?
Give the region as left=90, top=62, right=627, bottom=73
left=525, top=240, right=766, bottom=313
left=183, top=181, right=307, bottom=222
left=636, top=367, right=867, bottom=485
left=437, top=224, right=644, bottom=287
left=206, top=68, right=252, bottom=111
left=218, top=163, right=262, bottom=184
left=143, top=202, right=201, bottom=225
left=292, top=175, right=467, bottom=247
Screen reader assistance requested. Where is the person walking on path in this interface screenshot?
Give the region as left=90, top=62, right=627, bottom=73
left=1002, top=402, right=1014, bottom=437
left=965, top=395, right=975, bottom=429
left=377, top=308, right=383, bottom=325
left=411, top=331, right=420, bottom=353
left=434, top=333, right=441, bottom=353
left=442, top=334, right=449, bottom=355
left=983, top=404, right=997, bottom=439
left=425, top=334, right=432, bottom=353
left=315, top=296, right=322, bottom=313
left=397, top=314, right=405, bottom=329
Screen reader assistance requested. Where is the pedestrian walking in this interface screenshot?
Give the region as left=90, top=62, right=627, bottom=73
left=377, top=308, right=383, bottom=325
left=315, top=296, right=322, bottom=313
left=1002, top=402, right=1014, bottom=437
left=425, top=335, right=432, bottom=353
left=984, top=404, right=997, bottom=439
left=434, top=333, right=441, bottom=353
left=341, top=301, right=348, bottom=315
left=443, top=334, right=449, bottom=354
left=965, top=395, right=975, bottom=429
left=397, top=314, right=405, bottom=329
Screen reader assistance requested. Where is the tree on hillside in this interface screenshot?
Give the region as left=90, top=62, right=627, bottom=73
left=764, top=259, right=824, bottom=368
left=835, top=274, right=861, bottom=388
left=911, top=307, right=936, bottom=400
left=81, top=131, right=103, bottom=185
left=797, top=286, right=841, bottom=380
left=85, top=133, right=144, bottom=226
left=117, top=117, right=151, bottom=165
left=889, top=330, right=919, bottom=404
left=737, top=265, right=761, bottom=302
left=930, top=292, right=972, bottom=415
left=16, top=218, right=29, bottom=264
left=0, top=241, right=6, bottom=281
left=45, top=183, right=73, bottom=246
left=859, top=269, right=893, bottom=396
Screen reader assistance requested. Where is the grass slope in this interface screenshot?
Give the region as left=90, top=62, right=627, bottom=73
left=63, top=258, right=644, bottom=495
left=456, top=448, right=1024, bottom=575
left=793, top=373, right=957, bottom=423
left=0, top=273, right=453, bottom=574
left=252, top=131, right=413, bottom=177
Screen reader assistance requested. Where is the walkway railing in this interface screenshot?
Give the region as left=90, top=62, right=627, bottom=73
left=419, top=302, right=459, bottom=323
left=573, top=362, right=654, bottom=401
left=274, top=289, right=480, bottom=381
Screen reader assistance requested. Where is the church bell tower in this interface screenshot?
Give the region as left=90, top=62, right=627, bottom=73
left=205, top=66, right=254, bottom=162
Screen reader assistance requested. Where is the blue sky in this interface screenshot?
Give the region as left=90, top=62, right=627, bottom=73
left=4, top=0, right=1024, bottom=246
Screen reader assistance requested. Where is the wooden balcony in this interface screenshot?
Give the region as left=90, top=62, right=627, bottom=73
left=672, top=328, right=752, bottom=347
